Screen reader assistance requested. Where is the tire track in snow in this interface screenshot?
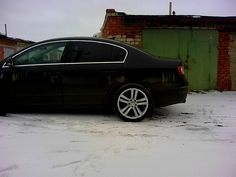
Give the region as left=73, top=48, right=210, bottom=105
left=0, top=164, right=18, bottom=173
left=52, top=160, right=82, bottom=168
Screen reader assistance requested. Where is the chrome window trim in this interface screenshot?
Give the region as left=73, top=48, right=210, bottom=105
left=2, top=62, right=65, bottom=68
left=11, top=41, right=68, bottom=59
left=2, top=63, right=9, bottom=69
left=64, top=61, right=124, bottom=65
left=7, top=39, right=128, bottom=68
left=2, top=61, right=123, bottom=69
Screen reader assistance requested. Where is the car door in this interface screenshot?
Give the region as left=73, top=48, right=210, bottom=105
left=62, top=41, right=127, bottom=107
left=3, top=41, right=66, bottom=108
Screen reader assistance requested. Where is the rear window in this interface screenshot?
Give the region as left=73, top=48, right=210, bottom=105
left=67, top=41, right=126, bottom=63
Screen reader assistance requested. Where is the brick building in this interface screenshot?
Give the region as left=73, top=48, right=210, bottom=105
left=0, top=34, right=34, bottom=61
left=101, top=9, right=236, bottom=91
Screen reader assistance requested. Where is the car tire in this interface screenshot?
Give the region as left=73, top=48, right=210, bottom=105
left=114, top=84, right=152, bottom=122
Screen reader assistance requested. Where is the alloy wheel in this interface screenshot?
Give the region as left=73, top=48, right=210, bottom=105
left=117, top=87, right=149, bottom=120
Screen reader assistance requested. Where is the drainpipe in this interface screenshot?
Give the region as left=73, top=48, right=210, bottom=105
left=5, top=24, right=7, bottom=36
left=169, top=2, right=172, bottom=15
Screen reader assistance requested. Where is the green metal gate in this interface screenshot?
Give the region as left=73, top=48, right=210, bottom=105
left=142, top=29, right=218, bottom=90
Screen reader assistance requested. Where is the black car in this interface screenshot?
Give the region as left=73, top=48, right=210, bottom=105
left=0, top=37, right=188, bottom=121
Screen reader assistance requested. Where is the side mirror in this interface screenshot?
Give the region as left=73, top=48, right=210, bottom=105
left=4, top=59, right=14, bottom=68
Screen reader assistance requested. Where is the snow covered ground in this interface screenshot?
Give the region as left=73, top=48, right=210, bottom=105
left=0, top=91, right=236, bottom=177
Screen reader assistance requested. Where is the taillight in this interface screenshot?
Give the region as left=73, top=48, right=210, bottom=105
left=177, top=65, right=184, bottom=76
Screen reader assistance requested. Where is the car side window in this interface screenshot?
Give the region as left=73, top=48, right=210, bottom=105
left=67, top=41, right=126, bottom=63
left=111, top=46, right=127, bottom=61
left=14, top=42, right=66, bottom=65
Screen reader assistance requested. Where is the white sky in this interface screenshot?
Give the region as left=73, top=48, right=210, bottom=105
left=0, top=0, right=235, bottom=42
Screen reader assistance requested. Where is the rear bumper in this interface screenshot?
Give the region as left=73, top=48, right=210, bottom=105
left=153, top=85, right=188, bottom=107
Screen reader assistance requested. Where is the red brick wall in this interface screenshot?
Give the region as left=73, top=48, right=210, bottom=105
left=0, top=38, right=32, bottom=61
left=217, top=31, right=231, bottom=91
left=0, top=38, right=16, bottom=50
left=0, top=38, right=17, bottom=61
left=102, top=10, right=142, bottom=48
left=0, top=48, right=4, bottom=61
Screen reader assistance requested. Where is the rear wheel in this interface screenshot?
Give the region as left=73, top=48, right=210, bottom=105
left=114, top=84, right=151, bottom=122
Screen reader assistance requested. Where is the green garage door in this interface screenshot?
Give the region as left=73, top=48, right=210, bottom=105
left=142, top=29, right=218, bottom=90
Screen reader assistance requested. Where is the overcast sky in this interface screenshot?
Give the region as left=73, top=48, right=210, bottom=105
left=0, top=0, right=235, bottom=42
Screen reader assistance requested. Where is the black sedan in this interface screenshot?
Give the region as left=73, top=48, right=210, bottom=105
left=0, top=37, right=188, bottom=121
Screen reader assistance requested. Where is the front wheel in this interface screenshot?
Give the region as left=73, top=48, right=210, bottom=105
left=114, top=84, right=152, bottom=122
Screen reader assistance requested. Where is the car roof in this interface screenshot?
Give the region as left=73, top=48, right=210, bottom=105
left=36, top=36, right=146, bottom=55
left=39, top=37, right=125, bottom=46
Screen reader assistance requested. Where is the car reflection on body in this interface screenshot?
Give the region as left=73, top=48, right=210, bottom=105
left=0, top=37, right=188, bottom=121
